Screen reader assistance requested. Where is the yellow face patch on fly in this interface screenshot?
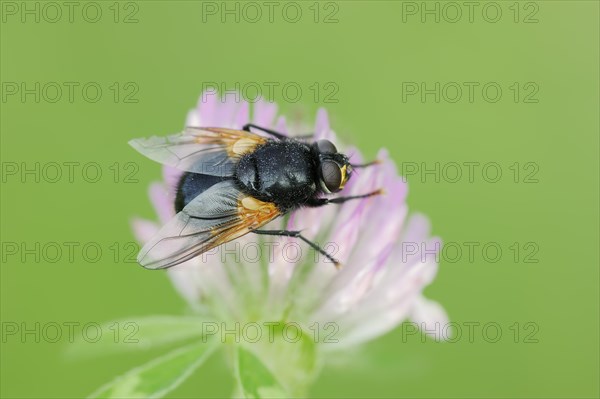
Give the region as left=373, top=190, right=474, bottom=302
left=339, top=164, right=350, bottom=190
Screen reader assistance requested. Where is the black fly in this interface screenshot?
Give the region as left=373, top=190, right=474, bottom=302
left=129, top=124, right=381, bottom=269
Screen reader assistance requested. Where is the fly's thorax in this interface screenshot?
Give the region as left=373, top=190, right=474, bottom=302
left=234, top=140, right=319, bottom=207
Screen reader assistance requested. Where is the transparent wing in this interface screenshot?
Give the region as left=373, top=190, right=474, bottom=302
left=129, top=127, right=267, bottom=176
left=137, top=180, right=280, bottom=269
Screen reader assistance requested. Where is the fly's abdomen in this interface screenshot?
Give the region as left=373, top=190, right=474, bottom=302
left=175, top=173, right=229, bottom=213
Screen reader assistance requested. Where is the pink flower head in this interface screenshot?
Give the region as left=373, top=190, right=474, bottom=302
left=131, top=91, right=449, bottom=348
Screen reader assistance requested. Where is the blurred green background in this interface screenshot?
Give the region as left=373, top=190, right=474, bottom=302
left=1, top=1, right=598, bottom=398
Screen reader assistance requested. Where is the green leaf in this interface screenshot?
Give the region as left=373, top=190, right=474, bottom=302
left=234, top=323, right=319, bottom=398
left=89, top=340, right=216, bottom=399
left=235, top=346, right=287, bottom=398
left=66, top=315, right=207, bottom=359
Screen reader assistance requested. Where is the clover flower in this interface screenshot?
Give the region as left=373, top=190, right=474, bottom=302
left=88, top=92, right=448, bottom=398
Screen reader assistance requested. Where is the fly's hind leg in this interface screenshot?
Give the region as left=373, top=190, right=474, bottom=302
left=252, top=229, right=340, bottom=268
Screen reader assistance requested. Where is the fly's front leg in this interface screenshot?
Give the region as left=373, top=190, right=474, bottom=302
left=305, top=189, right=383, bottom=207
left=243, top=124, right=287, bottom=140
left=242, top=124, right=313, bottom=140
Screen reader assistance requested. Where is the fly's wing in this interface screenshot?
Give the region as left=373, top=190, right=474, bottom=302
left=137, top=180, right=280, bottom=269
left=129, top=127, right=267, bottom=176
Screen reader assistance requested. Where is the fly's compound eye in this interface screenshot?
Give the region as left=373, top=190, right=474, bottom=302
left=320, top=161, right=343, bottom=193
left=316, top=139, right=337, bottom=154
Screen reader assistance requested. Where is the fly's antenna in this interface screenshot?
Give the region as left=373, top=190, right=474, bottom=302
left=346, top=151, right=359, bottom=176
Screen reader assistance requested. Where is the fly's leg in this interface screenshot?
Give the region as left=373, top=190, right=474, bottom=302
left=243, top=123, right=313, bottom=140
left=252, top=229, right=340, bottom=268
left=305, top=190, right=383, bottom=207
